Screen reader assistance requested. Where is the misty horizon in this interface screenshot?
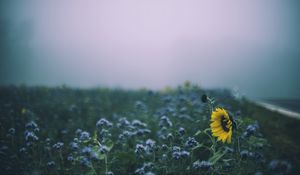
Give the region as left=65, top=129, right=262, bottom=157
left=1, top=1, right=300, bottom=99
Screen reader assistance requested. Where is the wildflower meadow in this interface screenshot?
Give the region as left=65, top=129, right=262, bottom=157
left=0, top=84, right=298, bottom=175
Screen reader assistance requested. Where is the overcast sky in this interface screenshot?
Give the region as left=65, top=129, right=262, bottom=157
left=1, top=1, right=300, bottom=99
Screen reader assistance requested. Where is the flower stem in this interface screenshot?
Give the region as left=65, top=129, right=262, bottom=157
left=105, top=154, right=108, bottom=175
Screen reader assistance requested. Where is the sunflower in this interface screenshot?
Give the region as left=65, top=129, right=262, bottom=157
left=210, top=108, right=233, bottom=143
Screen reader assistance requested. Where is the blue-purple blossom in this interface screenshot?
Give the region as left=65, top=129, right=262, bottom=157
left=79, top=131, right=91, bottom=142
left=52, top=142, right=64, bottom=150
left=96, top=118, right=113, bottom=129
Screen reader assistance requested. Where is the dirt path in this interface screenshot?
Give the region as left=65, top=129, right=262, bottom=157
left=255, top=101, right=300, bottom=120
left=248, top=101, right=300, bottom=174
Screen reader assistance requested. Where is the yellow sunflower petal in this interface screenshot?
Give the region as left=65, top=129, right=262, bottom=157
left=222, top=134, right=228, bottom=143
left=211, top=126, right=223, bottom=132
left=210, top=107, right=233, bottom=144
left=211, top=114, right=219, bottom=121
left=210, top=121, right=221, bottom=128
left=217, top=135, right=223, bottom=141
left=212, top=129, right=225, bottom=135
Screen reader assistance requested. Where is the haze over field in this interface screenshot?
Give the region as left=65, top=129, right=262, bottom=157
left=1, top=1, right=300, bottom=99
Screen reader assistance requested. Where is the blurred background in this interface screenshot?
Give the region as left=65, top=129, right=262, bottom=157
left=1, top=0, right=300, bottom=99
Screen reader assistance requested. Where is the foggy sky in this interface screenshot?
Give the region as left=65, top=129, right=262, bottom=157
left=1, top=1, right=300, bottom=99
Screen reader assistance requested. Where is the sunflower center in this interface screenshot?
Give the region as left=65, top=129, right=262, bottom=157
left=221, top=116, right=230, bottom=132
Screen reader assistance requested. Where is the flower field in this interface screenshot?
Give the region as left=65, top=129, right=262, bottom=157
left=0, top=84, right=298, bottom=175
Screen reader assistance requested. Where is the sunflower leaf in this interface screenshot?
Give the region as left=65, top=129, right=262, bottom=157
left=192, top=143, right=204, bottom=150
left=194, top=130, right=202, bottom=136
left=209, top=150, right=226, bottom=165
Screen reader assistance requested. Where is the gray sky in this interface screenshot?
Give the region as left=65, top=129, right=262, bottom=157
left=1, top=1, right=300, bottom=99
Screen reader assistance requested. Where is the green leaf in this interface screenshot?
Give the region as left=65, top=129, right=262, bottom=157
left=105, top=139, right=114, bottom=151
left=222, top=158, right=234, bottom=162
left=208, top=150, right=226, bottom=165
left=92, top=145, right=99, bottom=152
left=192, top=143, right=204, bottom=150
left=92, top=130, right=98, bottom=141
left=98, top=153, right=106, bottom=160
left=90, top=145, right=105, bottom=160
left=194, top=130, right=202, bottom=136
left=203, top=128, right=211, bottom=133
